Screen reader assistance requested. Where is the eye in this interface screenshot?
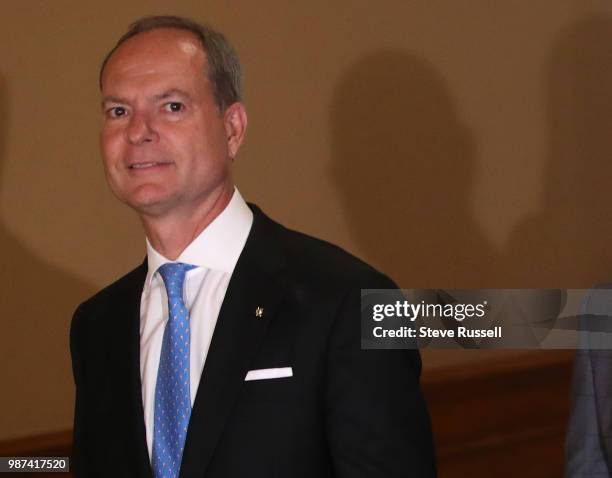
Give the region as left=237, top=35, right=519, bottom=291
left=107, top=106, right=127, bottom=118
left=163, top=102, right=184, bottom=113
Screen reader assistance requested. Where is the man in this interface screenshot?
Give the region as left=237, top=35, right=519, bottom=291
left=70, top=15, right=435, bottom=477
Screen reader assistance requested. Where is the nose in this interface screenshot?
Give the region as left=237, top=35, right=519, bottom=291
left=127, top=111, right=157, bottom=145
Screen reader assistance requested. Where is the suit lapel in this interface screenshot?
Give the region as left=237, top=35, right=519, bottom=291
left=179, top=206, right=288, bottom=478
left=122, top=261, right=154, bottom=478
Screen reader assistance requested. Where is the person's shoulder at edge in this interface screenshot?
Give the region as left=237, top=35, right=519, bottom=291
left=582, top=282, right=612, bottom=314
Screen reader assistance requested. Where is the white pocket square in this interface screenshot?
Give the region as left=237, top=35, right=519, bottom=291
left=244, top=367, right=293, bottom=381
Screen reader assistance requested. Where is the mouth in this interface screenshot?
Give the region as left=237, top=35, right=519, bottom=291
left=127, top=161, right=172, bottom=170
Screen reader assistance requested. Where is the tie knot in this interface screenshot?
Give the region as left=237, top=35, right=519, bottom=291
left=157, top=262, right=197, bottom=298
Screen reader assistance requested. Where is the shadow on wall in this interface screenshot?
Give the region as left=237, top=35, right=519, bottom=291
left=508, top=15, right=612, bottom=287
left=331, top=18, right=612, bottom=291
left=330, top=50, right=500, bottom=288
left=0, top=73, right=95, bottom=437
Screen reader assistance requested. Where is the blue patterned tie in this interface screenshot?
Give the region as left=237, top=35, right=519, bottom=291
left=152, top=262, right=196, bottom=478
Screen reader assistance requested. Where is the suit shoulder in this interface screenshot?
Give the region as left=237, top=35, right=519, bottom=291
left=73, top=261, right=146, bottom=319
left=583, top=283, right=612, bottom=314
left=260, top=212, right=395, bottom=290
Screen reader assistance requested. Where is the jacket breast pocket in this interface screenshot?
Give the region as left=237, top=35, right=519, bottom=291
left=238, top=375, right=298, bottom=403
left=232, top=377, right=301, bottom=423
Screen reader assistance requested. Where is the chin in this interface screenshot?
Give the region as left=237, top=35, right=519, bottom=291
left=127, top=197, right=171, bottom=216
left=115, top=188, right=171, bottom=216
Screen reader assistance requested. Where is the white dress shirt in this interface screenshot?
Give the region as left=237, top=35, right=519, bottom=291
left=139, top=189, right=253, bottom=459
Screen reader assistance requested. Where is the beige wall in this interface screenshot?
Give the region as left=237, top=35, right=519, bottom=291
left=1, top=0, right=612, bottom=439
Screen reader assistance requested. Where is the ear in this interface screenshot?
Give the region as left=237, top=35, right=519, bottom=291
left=223, top=102, right=248, bottom=159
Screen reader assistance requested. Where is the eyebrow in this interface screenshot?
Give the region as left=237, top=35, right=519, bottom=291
left=101, top=89, right=192, bottom=107
left=101, top=95, right=128, bottom=107
left=153, top=89, right=192, bottom=101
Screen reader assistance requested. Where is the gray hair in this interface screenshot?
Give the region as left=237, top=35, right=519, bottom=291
left=99, top=15, right=242, bottom=112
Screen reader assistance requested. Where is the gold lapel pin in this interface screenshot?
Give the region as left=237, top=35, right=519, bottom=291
left=255, top=306, right=264, bottom=318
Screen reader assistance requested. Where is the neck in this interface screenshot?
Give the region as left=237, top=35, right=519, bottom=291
left=141, top=185, right=234, bottom=260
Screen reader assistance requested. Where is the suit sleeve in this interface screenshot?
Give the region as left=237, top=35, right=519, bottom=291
left=324, top=275, right=436, bottom=477
left=566, top=349, right=610, bottom=477
left=565, top=289, right=611, bottom=477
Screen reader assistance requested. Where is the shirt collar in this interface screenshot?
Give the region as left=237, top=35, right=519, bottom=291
left=144, top=188, right=253, bottom=288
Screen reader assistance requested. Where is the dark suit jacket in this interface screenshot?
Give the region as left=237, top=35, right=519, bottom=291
left=70, top=205, right=436, bottom=477
left=566, top=349, right=612, bottom=477
left=566, top=287, right=612, bottom=477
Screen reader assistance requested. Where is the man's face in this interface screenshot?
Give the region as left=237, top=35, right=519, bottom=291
left=100, top=28, right=242, bottom=218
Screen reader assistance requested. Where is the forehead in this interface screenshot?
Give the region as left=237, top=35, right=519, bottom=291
left=101, top=28, right=207, bottom=93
